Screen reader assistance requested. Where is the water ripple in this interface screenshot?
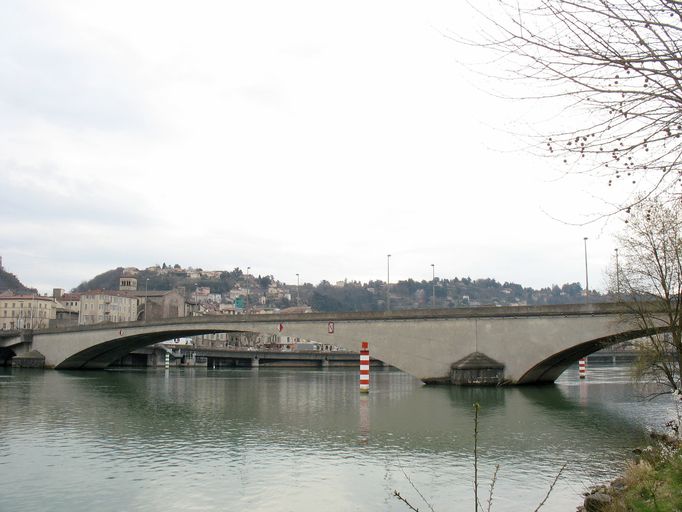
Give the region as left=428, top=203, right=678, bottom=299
left=0, top=365, right=672, bottom=512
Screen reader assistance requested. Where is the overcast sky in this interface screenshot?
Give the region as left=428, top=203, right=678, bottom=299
left=1, top=0, right=626, bottom=295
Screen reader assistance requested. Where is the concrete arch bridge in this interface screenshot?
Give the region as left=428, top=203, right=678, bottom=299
left=0, top=303, right=658, bottom=384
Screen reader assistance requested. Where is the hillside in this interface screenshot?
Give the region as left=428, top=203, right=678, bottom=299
left=73, top=266, right=245, bottom=295
left=0, top=266, right=37, bottom=294
left=74, top=264, right=608, bottom=312
left=74, top=268, right=126, bottom=292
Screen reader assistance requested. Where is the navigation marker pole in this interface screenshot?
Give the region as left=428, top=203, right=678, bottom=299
left=578, top=358, right=586, bottom=379
left=360, top=341, right=370, bottom=393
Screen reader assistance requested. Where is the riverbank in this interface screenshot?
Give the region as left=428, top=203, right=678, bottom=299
left=578, top=430, right=681, bottom=511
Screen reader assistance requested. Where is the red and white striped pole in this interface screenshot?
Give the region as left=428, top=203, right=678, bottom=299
left=360, top=341, right=370, bottom=393
left=578, top=357, right=587, bottom=379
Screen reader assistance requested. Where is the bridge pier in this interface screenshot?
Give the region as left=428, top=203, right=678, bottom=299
left=321, top=357, right=329, bottom=368
left=251, top=356, right=259, bottom=368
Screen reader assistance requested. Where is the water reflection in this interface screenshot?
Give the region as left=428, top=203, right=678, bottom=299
left=0, top=364, right=677, bottom=512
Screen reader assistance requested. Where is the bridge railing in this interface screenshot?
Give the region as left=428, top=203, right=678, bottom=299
left=34, top=302, right=640, bottom=335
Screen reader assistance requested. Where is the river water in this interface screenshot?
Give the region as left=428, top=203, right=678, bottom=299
left=0, top=364, right=678, bottom=512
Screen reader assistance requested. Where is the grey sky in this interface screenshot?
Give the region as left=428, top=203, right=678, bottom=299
left=1, top=0, right=623, bottom=294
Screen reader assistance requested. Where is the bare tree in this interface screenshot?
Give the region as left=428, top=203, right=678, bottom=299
left=467, top=0, right=682, bottom=211
left=610, top=198, right=682, bottom=394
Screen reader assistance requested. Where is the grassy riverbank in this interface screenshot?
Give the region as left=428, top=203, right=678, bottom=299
left=585, top=434, right=682, bottom=511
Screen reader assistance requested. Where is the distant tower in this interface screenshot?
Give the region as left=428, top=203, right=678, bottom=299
left=119, top=275, right=138, bottom=291
left=0, top=255, right=3, bottom=271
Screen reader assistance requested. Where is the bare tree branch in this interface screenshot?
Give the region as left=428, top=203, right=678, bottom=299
left=533, top=463, right=568, bottom=512
left=608, top=197, right=682, bottom=393
left=460, top=0, right=682, bottom=211
left=393, top=490, right=422, bottom=512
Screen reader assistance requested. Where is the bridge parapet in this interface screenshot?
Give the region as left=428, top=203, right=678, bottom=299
left=34, top=302, right=638, bottom=336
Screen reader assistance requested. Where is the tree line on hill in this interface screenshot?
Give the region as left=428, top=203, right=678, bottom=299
left=72, top=266, right=603, bottom=312
left=0, top=267, right=37, bottom=295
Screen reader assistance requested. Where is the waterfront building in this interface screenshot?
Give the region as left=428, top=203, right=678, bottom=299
left=116, top=275, right=191, bottom=320
left=55, top=292, right=81, bottom=327
left=58, top=293, right=81, bottom=313
left=132, top=289, right=190, bottom=320
left=119, top=275, right=138, bottom=291
left=0, top=294, right=58, bottom=330
left=79, top=291, right=138, bottom=325
left=192, top=332, right=252, bottom=348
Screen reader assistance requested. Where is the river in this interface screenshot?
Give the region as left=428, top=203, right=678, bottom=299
left=0, top=364, right=678, bottom=511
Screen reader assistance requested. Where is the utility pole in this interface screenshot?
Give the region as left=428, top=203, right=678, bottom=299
left=431, top=263, right=436, bottom=308
left=144, top=278, right=149, bottom=321
left=614, top=248, right=620, bottom=296
left=386, top=254, right=391, bottom=311
left=583, top=237, right=589, bottom=304
left=246, top=266, right=250, bottom=313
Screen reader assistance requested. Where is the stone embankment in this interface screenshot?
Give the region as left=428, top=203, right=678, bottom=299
left=577, top=477, right=626, bottom=511
left=576, top=429, right=681, bottom=511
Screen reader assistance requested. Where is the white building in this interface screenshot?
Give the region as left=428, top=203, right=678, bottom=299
left=0, top=294, right=58, bottom=330
left=79, top=291, right=138, bottom=325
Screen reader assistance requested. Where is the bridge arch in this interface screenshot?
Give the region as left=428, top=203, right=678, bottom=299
left=57, top=328, right=251, bottom=369
left=518, top=327, right=662, bottom=384
left=0, top=347, right=16, bottom=366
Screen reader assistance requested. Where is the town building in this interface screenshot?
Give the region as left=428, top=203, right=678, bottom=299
left=133, top=289, right=190, bottom=320
left=116, top=275, right=190, bottom=321
left=119, top=276, right=138, bottom=291
left=55, top=292, right=81, bottom=327
left=58, top=293, right=81, bottom=313
left=0, top=294, right=58, bottom=330
left=79, top=291, right=138, bottom=325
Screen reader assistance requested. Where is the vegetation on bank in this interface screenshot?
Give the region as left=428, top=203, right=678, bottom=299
left=611, top=454, right=682, bottom=511
left=608, top=200, right=682, bottom=399
left=585, top=417, right=682, bottom=512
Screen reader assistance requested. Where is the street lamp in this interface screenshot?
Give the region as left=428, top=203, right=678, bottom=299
left=431, top=263, right=436, bottom=308
left=387, top=254, right=391, bottom=311
left=246, top=266, right=250, bottom=313
left=296, top=273, right=300, bottom=306
left=144, top=278, right=149, bottom=322
left=583, top=237, right=589, bottom=304
left=614, top=248, right=620, bottom=296
left=29, top=294, right=34, bottom=329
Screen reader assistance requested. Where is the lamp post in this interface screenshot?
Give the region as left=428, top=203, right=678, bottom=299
left=431, top=264, right=436, bottom=308
left=614, top=248, right=620, bottom=296
left=246, top=266, right=250, bottom=313
left=583, top=237, right=589, bottom=304
left=296, top=273, right=300, bottom=306
left=29, top=294, right=34, bottom=329
left=386, top=254, right=391, bottom=311
left=144, top=278, right=149, bottom=321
